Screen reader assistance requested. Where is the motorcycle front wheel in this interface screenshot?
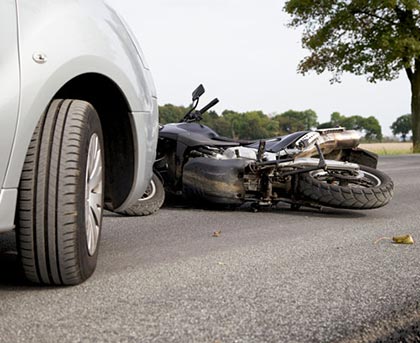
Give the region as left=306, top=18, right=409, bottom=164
left=297, top=165, right=393, bottom=209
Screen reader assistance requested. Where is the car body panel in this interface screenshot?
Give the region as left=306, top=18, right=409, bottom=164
left=116, top=105, right=158, bottom=212
left=0, top=0, right=158, bottom=231
left=0, top=1, right=20, bottom=189
left=0, top=189, right=18, bottom=233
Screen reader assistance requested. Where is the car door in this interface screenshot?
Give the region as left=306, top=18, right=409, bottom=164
left=0, top=1, right=20, bottom=188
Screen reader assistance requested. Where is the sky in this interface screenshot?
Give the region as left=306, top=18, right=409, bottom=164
left=108, top=0, right=410, bottom=136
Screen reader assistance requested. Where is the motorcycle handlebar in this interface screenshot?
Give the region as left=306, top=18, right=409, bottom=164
left=182, top=97, right=219, bottom=123
left=199, top=98, right=219, bottom=115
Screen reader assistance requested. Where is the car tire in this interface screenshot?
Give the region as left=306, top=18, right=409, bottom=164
left=118, top=173, right=164, bottom=216
left=17, top=99, right=104, bottom=285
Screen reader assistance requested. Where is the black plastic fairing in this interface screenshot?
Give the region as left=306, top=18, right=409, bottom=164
left=160, top=123, right=240, bottom=147
left=182, top=157, right=248, bottom=204
left=245, top=131, right=309, bottom=153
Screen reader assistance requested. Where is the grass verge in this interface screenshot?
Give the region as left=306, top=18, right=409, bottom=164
left=359, top=142, right=413, bottom=155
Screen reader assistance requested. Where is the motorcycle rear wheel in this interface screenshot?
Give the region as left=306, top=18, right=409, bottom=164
left=118, top=173, right=165, bottom=216
left=297, top=165, right=393, bottom=209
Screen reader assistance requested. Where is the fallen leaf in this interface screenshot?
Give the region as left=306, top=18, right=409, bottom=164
left=392, top=234, right=414, bottom=244
left=374, top=236, right=391, bottom=244
left=212, top=230, right=222, bottom=237
left=374, top=234, right=414, bottom=245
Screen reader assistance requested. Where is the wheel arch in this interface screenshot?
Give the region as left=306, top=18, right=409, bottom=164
left=55, top=73, right=135, bottom=210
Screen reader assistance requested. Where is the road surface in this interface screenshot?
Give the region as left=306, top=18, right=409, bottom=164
left=1, top=155, right=420, bottom=342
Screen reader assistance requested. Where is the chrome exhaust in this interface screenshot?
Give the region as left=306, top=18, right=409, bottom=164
left=290, top=158, right=360, bottom=171
left=295, top=129, right=361, bottom=158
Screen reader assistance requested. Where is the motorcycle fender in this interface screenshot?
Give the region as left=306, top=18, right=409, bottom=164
left=342, top=148, right=378, bottom=169
left=182, top=158, right=248, bottom=204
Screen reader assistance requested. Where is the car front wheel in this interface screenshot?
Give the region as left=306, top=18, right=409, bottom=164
left=17, top=99, right=104, bottom=285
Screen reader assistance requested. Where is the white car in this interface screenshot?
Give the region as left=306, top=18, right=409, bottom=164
left=1, top=0, right=159, bottom=285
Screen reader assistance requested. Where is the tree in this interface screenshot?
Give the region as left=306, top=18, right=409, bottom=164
left=238, top=111, right=278, bottom=139
left=159, top=104, right=187, bottom=124
left=221, top=110, right=243, bottom=139
left=362, top=116, right=383, bottom=141
left=273, top=109, right=318, bottom=133
left=391, top=114, right=412, bottom=141
left=319, top=112, right=383, bottom=141
left=218, top=110, right=278, bottom=140
left=284, top=1, right=420, bottom=152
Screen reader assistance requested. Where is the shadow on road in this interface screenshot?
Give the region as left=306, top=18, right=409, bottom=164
left=0, top=231, right=31, bottom=288
left=159, top=196, right=367, bottom=220
left=0, top=251, right=27, bottom=287
left=271, top=204, right=368, bottom=219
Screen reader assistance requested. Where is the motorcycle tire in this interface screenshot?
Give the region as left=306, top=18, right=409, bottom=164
left=118, top=173, right=165, bottom=216
left=297, top=165, right=393, bottom=209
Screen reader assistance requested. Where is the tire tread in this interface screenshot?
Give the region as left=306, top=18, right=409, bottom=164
left=16, top=99, right=103, bottom=285
left=297, top=166, right=393, bottom=209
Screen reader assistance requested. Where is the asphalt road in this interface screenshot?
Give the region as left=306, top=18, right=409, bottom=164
left=1, top=155, right=420, bottom=343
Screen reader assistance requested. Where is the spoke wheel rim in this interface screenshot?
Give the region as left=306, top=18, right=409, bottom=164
left=85, top=133, right=103, bottom=256
left=310, top=169, right=382, bottom=188
left=139, top=179, right=156, bottom=201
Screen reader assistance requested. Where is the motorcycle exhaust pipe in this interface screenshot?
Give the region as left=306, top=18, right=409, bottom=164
left=290, top=158, right=360, bottom=171
left=328, top=130, right=361, bottom=149
left=297, top=130, right=361, bottom=157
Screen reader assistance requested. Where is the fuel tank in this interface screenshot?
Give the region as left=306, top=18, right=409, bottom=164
left=182, top=157, right=248, bottom=204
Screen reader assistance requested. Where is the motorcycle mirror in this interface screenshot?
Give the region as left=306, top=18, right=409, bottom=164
left=192, top=84, right=205, bottom=101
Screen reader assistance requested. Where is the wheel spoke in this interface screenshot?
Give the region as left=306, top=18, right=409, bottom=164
left=87, top=214, right=94, bottom=253
left=89, top=207, right=99, bottom=243
left=85, top=133, right=103, bottom=256
left=90, top=196, right=102, bottom=223
left=89, top=153, right=102, bottom=190
left=88, top=136, right=96, bottom=175
left=92, top=218, right=100, bottom=250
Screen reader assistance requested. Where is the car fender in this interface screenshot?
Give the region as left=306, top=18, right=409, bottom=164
left=4, top=0, right=158, bottom=189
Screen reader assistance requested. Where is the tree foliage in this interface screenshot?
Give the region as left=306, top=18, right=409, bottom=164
left=159, top=104, right=187, bottom=123
left=284, top=0, right=420, bottom=82
left=158, top=104, right=381, bottom=141
left=391, top=113, right=412, bottom=141
left=319, top=112, right=383, bottom=141
left=284, top=0, right=420, bottom=151
left=273, top=109, right=319, bottom=132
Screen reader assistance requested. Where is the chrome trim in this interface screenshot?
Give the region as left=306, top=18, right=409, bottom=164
left=279, top=158, right=360, bottom=172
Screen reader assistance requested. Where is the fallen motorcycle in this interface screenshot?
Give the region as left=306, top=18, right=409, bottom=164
left=132, top=85, right=393, bottom=214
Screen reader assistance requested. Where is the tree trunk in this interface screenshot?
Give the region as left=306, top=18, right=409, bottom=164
left=410, top=65, right=420, bottom=153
